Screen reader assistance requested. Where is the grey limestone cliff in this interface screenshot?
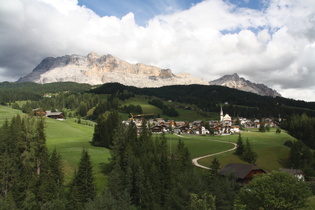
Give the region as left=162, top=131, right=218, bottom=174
left=17, top=52, right=208, bottom=87
left=208, top=73, right=281, bottom=97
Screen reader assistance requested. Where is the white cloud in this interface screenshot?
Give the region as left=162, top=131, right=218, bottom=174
left=0, top=0, right=315, bottom=101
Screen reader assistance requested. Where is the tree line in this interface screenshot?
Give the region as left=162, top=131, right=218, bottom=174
left=90, top=83, right=315, bottom=119
left=148, top=99, right=179, bottom=117
left=0, top=115, right=98, bottom=209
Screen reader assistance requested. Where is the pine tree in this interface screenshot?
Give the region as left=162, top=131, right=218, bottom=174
left=92, top=111, right=120, bottom=148
left=73, top=149, right=96, bottom=204
left=210, top=157, right=220, bottom=176
left=49, top=148, right=64, bottom=197
left=259, top=120, right=266, bottom=132
left=242, top=139, right=257, bottom=164
left=235, top=133, right=244, bottom=156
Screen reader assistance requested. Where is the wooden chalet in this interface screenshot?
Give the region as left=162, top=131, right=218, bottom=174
left=33, top=108, right=46, bottom=117
left=219, top=163, right=266, bottom=184
left=151, top=125, right=164, bottom=134
left=280, top=168, right=305, bottom=181
left=46, top=111, right=64, bottom=119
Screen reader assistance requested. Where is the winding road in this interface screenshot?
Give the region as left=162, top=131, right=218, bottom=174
left=191, top=139, right=237, bottom=170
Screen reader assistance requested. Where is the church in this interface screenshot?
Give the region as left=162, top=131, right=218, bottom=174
left=219, top=106, right=239, bottom=134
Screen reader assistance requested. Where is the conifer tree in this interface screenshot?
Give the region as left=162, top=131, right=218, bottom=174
left=49, top=148, right=64, bottom=196
left=242, top=139, right=257, bottom=164
left=235, top=133, right=244, bottom=156
left=92, top=111, right=120, bottom=148
left=73, top=149, right=96, bottom=204
left=210, top=157, right=221, bottom=176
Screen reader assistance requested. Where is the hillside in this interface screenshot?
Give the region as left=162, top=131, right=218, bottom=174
left=0, top=105, right=295, bottom=186
left=90, top=83, right=315, bottom=118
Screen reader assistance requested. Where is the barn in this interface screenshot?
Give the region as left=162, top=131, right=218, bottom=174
left=219, top=163, right=266, bottom=184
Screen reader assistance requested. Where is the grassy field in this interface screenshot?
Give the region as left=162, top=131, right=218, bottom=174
left=119, top=95, right=216, bottom=121
left=45, top=118, right=110, bottom=189
left=0, top=105, right=26, bottom=124
left=197, top=128, right=295, bottom=172
left=0, top=106, right=110, bottom=190
left=0, top=106, right=298, bottom=191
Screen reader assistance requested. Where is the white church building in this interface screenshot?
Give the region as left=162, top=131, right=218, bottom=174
left=219, top=106, right=239, bottom=135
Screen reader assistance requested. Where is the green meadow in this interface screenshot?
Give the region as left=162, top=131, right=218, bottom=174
left=197, top=129, right=294, bottom=172
left=0, top=106, right=110, bottom=190
left=44, top=118, right=110, bottom=189
left=119, top=95, right=216, bottom=121
left=0, top=105, right=294, bottom=189
left=0, top=105, right=26, bottom=124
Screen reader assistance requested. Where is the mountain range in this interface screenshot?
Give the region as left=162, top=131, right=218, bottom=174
left=17, top=52, right=281, bottom=97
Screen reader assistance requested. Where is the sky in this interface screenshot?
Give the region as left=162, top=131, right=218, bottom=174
left=0, top=0, right=315, bottom=101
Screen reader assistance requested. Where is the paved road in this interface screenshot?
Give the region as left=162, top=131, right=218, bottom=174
left=191, top=139, right=237, bottom=170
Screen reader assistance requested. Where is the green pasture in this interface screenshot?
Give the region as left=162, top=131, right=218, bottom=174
left=197, top=129, right=294, bottom=172
left=164, top=134, right=234, bottom=159
left=0, top=106, right=296, bottom=192
left=119, top=96, right=215, bottom=121
left=45, top=118, right=110, bottom=189
left=0, top=105, right=25, bottom=124
left=119, top=96, right=161, bottom=115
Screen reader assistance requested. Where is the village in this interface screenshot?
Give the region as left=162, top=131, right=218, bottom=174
left=33, top=105, right=279, bottom=136
left=124, top=106, right=278, bottom=135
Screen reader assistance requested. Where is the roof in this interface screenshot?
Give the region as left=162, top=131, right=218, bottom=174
left=47, top=112, right=63, bottom=116
left=281, top=168, right=305, bottom=176
left=223, top=114, right=231, bottom=121
left=219, top=163, right=265, bottom=179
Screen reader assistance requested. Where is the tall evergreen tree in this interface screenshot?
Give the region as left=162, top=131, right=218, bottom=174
left=242, top=139, right=257, bottom=164
left=72, top=149, right=96, bottom=204
left=235, top=133, right=244, bottom=156
left=92, top=111, right=120, bottom=148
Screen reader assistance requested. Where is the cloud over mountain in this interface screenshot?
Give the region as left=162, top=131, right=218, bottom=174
left=0, top=0, right=314, bottom=100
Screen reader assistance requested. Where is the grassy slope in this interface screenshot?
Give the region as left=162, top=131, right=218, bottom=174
left=119, top=95, right=215, bottom=121
left=0, top=106, right=110, bottom=190
left=0, top=106, right=25, bottom=124
left=197, top=128, right=294, bottom=172
left=45, top=118, right=110, bottom=189
left=0, top=106, right=297, bottom=189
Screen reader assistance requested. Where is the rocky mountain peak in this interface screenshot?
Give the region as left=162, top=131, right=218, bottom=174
left=17, top=52, right=209, bottom=87
left=209, top=73, right=281, bottom=97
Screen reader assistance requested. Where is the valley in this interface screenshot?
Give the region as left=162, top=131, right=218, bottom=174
left=1, top=81, right=315, bottom=209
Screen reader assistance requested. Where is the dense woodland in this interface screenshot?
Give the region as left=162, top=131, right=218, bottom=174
left=89, top=83, right=315, bottom=118
left=1, top=81, right=315, bottom=209
left=1, top=82, right=315, bottom=119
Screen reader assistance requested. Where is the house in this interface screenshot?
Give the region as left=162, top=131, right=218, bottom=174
left=219, top=163, right=266, bottom=184
left=151, top=125, right=164, bottom=134
left=33, top=108, right=46, bottom=117
left=280, top=168, right=305, bottom=181
left=46, top=110, right=64, bottom=119
left=175, top=121, right=186, bottom=127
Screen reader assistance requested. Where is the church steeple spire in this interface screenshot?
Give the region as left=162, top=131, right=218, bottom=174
left=220, top=105, right=223, bottom=122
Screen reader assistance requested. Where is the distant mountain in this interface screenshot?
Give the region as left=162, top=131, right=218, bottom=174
left=17, top=52, right=209, bottom=87
left=209, top=73, right=281, bottom=98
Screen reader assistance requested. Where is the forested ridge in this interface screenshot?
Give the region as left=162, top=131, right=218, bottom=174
left=90, top=83, right=315, bottom=118
left=0, top=82, right=91, bottom=103
left=1, top=81, right=315, bottom=119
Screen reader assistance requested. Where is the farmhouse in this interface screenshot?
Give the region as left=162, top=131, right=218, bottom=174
left=281, top=168, right=305, bottom=181
left=219, top=163, right=266, bottom=184
left=33, top=108, right=46, bottom=117
left=46, top=110, right=64, bottom=119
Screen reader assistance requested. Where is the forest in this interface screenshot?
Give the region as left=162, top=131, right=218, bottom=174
left=1, top=81, right=315, bottom=209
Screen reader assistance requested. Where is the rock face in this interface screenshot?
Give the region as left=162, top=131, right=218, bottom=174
left=17, top=52, right=209, bottom=87
left=209, top=73, right=281, bottom=97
